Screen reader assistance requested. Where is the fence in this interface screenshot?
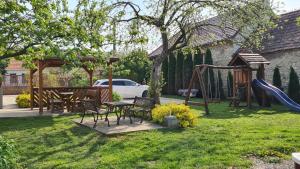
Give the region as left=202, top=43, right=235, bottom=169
left=1, top=75, right=29, bottom=95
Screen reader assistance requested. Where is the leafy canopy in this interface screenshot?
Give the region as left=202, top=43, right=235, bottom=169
left=0, top=0, right=112, bottom=69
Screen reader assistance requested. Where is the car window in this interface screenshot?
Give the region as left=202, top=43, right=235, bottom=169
left=124, top=80, right=136, bottom=86
left=94, top=81, right=99, bottom=86
left=112, top=80, right=125, bottom=86
left=101, top=81, right=109, bottom=85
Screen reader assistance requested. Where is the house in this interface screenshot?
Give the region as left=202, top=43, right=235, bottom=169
left=2, top=59, right=29, bottom=95
left=149, top=10, right=300, bottom=90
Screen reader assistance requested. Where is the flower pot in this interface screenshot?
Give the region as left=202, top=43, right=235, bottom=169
left=164, top=115, right=179, bottom=128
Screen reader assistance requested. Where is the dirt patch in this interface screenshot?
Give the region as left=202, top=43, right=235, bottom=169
left=250, top=156, right=294, bottom=169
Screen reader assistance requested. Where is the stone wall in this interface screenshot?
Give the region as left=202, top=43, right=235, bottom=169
left=262, top=49, right=300, bottom=90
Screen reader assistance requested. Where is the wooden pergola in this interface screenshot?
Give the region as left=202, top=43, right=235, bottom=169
left=29, top=57, right=118, bottom=114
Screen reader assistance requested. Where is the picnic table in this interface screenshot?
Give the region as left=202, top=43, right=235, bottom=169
left=103, top=101, right=134, bottom=125
left=59, top=91, right=74, bottom=112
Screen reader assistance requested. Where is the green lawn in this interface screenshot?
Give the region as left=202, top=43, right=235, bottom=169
left=1, top=101, right=300, bottom=168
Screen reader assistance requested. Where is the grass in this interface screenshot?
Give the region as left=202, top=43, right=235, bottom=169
left=1, top=100, right=300, bottom=168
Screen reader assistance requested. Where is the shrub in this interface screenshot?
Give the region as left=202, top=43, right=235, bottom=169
left=152, top=104, right=197, bottom=128
left=175, top=51, right=184, bottom=91
left=168, top=53, right=176, bottom=94
left=16, top=93, right=30, bottom=108
left=272, top=67, right=282, bottom=89
left=162, top=56, right=169, bottom=94
left=183, top=51, right=193, bottom=88
left=0, top=136, right=19, bottom=169
left=227, top=71, right=233, bottom=97
left=288, top=67, right=300, bottom=103
left=112, top=92, right=122, bottom=101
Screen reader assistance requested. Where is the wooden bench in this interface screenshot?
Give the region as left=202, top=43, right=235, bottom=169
left=128, top=97, right=155, bottom=123
left=80, top=89, right=109, bottom=127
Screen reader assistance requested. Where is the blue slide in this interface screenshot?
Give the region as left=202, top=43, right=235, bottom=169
left=252, top=79, right=300, bottom=112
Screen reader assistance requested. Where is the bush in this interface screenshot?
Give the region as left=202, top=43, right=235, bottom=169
left=16, top=93, right=30, bottom=108
left=112, top=92, right=122, bottom=101
left=0, top=136, right=19, bottom=169
left=152, top=104, right=197, bottom=128
left=272, top=67, right=282, bottom=89
left=288, top=67, right=300, bottom=103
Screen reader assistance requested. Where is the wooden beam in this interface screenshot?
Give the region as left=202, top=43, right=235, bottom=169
left=29, top=69, right=34, bottom=110
left=247, top=68, right=252, bottom=108
left=196, top=68, right=209, bottom=115
left=185, top=69, right=197, bottom=105
left=38, top=61, right=44, bottom=114
left=108, top=63, right=113, bottom=101
left=196, top=64, right=249, bottom=70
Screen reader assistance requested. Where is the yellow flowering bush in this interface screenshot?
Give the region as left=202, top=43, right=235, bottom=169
left=16, top=93, right=30, bottom=108
left=152, top=104, right=197, bottom=128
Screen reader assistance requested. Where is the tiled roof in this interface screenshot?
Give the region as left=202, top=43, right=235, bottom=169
left=149, top=9, right=300, bottom=57
left=6, top=59, right=25, bottom=71
left=261, top=10, right=300, bottom=53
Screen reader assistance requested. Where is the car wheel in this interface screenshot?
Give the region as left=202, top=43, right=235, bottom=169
left=142, top=90, right=148, bottom=97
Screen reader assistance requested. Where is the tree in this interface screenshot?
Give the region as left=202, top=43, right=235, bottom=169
left=108, top=49, right=151, bottom=84
left=288, top=67, right=300, bottom=103
left=217, top=70, right=225, bottom=99
left=162, top=56, right=169, bottom=94
left=272, top=67, right=282, bottom=89
left=183, top=51, right=193, bottom=88
left=204, top=49, right=215, bottom=97
left=168, top=52, right=176, bottom=94
left=175, top=51, right=184, bottom=92
left=112, top=0, right=276, bottom=103
left=227, top=71, right=233, bottom=97
left=0, top=1, right=111, bottom=70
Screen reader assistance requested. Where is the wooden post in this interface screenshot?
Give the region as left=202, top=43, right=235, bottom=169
left=108, top=63, right=113, bottom=101
left=259, top=64, right=267, bottom=107
left=38, top=61, right=44, bottom=114
left=29, top=69, right=34, bottom=110
left=247, top=68, right=252, bottom=108
left=196, top=67, right=209, bottom=115
left=233, top=70, right=236, bottom=98
left=185, top=69, right=197, bottom=104
left=89, top=70, right=93, bottom=86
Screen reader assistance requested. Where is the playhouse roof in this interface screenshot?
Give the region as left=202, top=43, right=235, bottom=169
left=228, top=53, right=270, bottom=66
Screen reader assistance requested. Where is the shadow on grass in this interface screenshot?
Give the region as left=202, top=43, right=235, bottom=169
left=191, top=101, right=296, bottom=119
left=0, top=116, right=55, bottom=133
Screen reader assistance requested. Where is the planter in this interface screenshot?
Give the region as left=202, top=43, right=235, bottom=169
left=164, top=115, right=179, bottom=128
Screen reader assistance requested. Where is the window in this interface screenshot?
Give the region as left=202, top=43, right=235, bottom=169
left=21, top=73, right=26, bottom=84
left=10, top=73, right=17, bottom=84
left=112, top=81, right=125, bottom=86
left=124, top=80, right=136, bottom=86
left=101, top=81, right=109, bottom=85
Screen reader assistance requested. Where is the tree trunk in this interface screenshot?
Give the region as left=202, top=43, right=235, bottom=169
left=151, top=59, right=162, bottom=104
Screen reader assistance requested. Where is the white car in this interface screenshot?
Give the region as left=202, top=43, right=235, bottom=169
left=93, top=79, right=149, bottom=98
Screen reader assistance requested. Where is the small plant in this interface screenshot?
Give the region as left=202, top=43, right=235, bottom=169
left=16, top=93, right=30, bottom=108
left=152, top=104, right=197, bottom=128
left=0, top=136, right=19, bottom=169
left=112, top=92, right=122, bottom=101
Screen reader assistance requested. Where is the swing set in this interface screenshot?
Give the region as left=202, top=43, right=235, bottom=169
left=184, top=53, right=270, bottom=115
